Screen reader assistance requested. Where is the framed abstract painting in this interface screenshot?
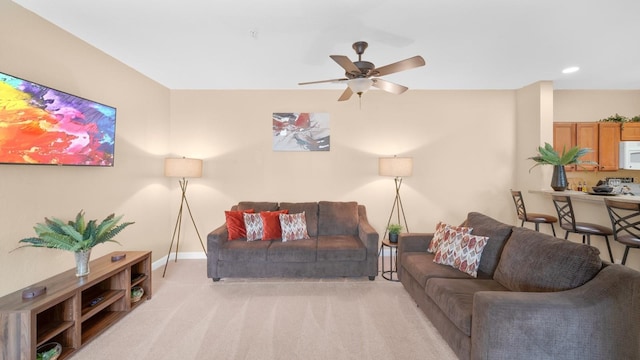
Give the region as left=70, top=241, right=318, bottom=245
left=272, top=112, right=329, bottom=152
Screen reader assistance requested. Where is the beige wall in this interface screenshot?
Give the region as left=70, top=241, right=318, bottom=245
left=168, top=89, right=517, bottom=253
left=2, top=1, right=640, bottom=297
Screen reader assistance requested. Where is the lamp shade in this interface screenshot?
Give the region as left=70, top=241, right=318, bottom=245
left=164, top=157, right=203, bottom=178
left=379, top=157, right=413, bottom=177
left=348, top=78, right=373, bottom=94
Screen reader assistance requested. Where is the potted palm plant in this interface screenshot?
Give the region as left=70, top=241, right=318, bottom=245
left=15, top=210, right=134, bottom=276
left=528, top=143, right=595, bottom=191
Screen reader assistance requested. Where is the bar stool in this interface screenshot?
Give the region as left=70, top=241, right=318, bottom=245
left=510, top=190, right=557, bottom=236
left=552, top=195, right=614, bottom=262
left=604, top=198, right=640, bottom=265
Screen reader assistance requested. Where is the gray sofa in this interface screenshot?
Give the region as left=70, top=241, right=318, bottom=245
left=398, top=212, right=640, bottom=360
left=207, top=201, right=379, bottom=281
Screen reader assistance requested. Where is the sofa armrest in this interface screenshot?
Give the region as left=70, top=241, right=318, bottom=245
left=396, top=233, right=433, bottom=281
left=471, top=264, right=640, bottom=359
left=357, top=206, right=379, bottom=255
left=398, top=233, right=433, bottom=254
left=206, top=223, right=228, bottom=279
left=357, top=205, right=379, bottom=279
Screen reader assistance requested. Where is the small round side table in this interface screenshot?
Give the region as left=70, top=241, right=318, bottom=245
left=380, top=238, right=399, bottom=281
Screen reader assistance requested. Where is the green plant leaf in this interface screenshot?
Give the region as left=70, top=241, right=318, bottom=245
left=528, top=142, right=596, bottom=172
left=14, top=210, right=134, bottom=253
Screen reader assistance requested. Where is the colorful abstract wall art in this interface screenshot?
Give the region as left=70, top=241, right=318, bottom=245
left=272, top=112, right=330, bottom=151
left=0, top=72, right=117, bottom=166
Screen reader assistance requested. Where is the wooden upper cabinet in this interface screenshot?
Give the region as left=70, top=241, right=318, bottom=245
left=598, top=122, right=621, bottom=171
left=553, top=123, right=577, bottom=171
left=621, top=122, right=640, bottom=141
left=576, top=122, right=599, bottom=171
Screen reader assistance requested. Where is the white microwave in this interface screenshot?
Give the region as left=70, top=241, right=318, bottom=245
left=620, top=141, right=640, bottom=170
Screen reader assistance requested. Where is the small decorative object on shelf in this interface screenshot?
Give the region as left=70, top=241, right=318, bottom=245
left=13, top=210, right=135, bottom=277
left=131, top=286, right=144, bottom=303
left=387, top=223, right=403, bottom=243
left=22, top=285, right=47, bottom=299
left=36, top=342, right=62, bottom=360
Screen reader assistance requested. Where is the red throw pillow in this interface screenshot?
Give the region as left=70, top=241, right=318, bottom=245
left=260, top=210, right=289, bottom=240
left=225, top=209, right=254, bottom=240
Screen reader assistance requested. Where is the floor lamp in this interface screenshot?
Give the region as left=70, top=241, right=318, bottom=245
left=163, top=157, right=207, bottom=277
left=379, top=156, right=413, bottom=240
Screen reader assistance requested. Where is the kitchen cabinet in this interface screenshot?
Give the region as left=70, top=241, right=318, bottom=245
left=576, top=123, right=599, bottom=171
left=621, top=122, right=640, bottom=141
left=553, top=123, right=577, bottom=171
left=553, top=122, right=620, bottom=172
left=598, top=122, right=621, bottom=171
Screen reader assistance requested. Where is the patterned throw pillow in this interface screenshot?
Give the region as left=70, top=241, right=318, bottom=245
left=279, top=212, right=311, bottom=242
left=260, top=210, right=288, bottom=240
left=243, top=213, right=263, bottom=241
left=433, top=228, right=489, bottom=277
left=225, top=209, right=254, bottom=240
left=427, top=221, right=473, bottom=254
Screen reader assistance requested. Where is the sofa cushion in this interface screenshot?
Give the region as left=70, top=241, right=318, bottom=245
left=219, top=240, right=270, bottom=261
left=317, top=235, right=365, bottom=261
left=401, top=252, right=472, bottom=288
left=318, top=201, right=358, bottom=236
left=267, top=239, right=317, bottom=262
left=279, top=212, right=311, bottom=241
left=243, top=212, right=264, bottom=241
left=428, top=221, right=473, bottom=254
left=465, top=212, right=514, bottom=278
left=433, top=229, right=489, bottom=277
left=260, top=210, right=288, bottom=240
left=280, top=202, right=319, bottom=237
left=238, top=201, right=278, bottom=212
left=224, top=209, right=254, bottom=240
left=494, top=227, right=603, bottom=292
left=425, top=278, right=508, bottom=336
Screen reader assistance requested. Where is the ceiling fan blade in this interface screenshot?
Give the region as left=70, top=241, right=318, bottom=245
left=372, top=78, right=408, bottom=94
left=298, top=78, right=348, bottom=86
left=330, top=55, right=360, bottom=74
left=374, top=56, right=426, bottom=77
left=338, top=87, right=353, bottom=101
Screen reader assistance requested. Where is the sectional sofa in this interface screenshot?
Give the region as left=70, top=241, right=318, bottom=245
left=207, top=201, right=379, bottom=281
left=398, top=212, right=640, bottom=360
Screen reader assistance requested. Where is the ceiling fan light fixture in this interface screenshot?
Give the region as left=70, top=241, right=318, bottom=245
left=347, top=78, right=373, bottom=94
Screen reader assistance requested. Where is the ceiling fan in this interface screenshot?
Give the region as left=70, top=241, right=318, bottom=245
left=299, top=41, right=426, bottom=101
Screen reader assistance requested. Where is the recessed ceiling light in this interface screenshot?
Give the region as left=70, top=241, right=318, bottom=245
left=562, top=66, right=580, bottom=74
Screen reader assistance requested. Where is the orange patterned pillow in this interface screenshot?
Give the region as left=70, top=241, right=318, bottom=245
left=433, top=227, right=488, bottom=277
left=428, top=221, right=473, bottom=253
left=279, top=212, right=311, bottom=241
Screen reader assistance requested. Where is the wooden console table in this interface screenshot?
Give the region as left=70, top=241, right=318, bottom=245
left=0, top=251, right=152, bottom=360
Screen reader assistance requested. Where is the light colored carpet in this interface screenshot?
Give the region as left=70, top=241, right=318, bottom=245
left=73, top=259, right=458, bottom=360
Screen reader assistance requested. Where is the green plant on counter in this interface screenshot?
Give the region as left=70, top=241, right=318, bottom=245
left=599, top=113, right=629, bottom=123
left=387, top=223, right=403, bottom=235
left=15, top=210, right=134, bottom=252
left=528, top=143, right=596, bottom=172
left=631, top=115, right=640, bottom=122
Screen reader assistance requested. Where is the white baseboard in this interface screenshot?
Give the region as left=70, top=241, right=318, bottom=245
left=152, top=252, right=207, bottom=270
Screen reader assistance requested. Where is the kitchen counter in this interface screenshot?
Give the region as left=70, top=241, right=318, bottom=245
left=530, top=189, right=640, bottom=204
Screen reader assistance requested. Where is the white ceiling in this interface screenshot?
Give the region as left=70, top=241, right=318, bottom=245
left=12, top=0, right=640, bottom=90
